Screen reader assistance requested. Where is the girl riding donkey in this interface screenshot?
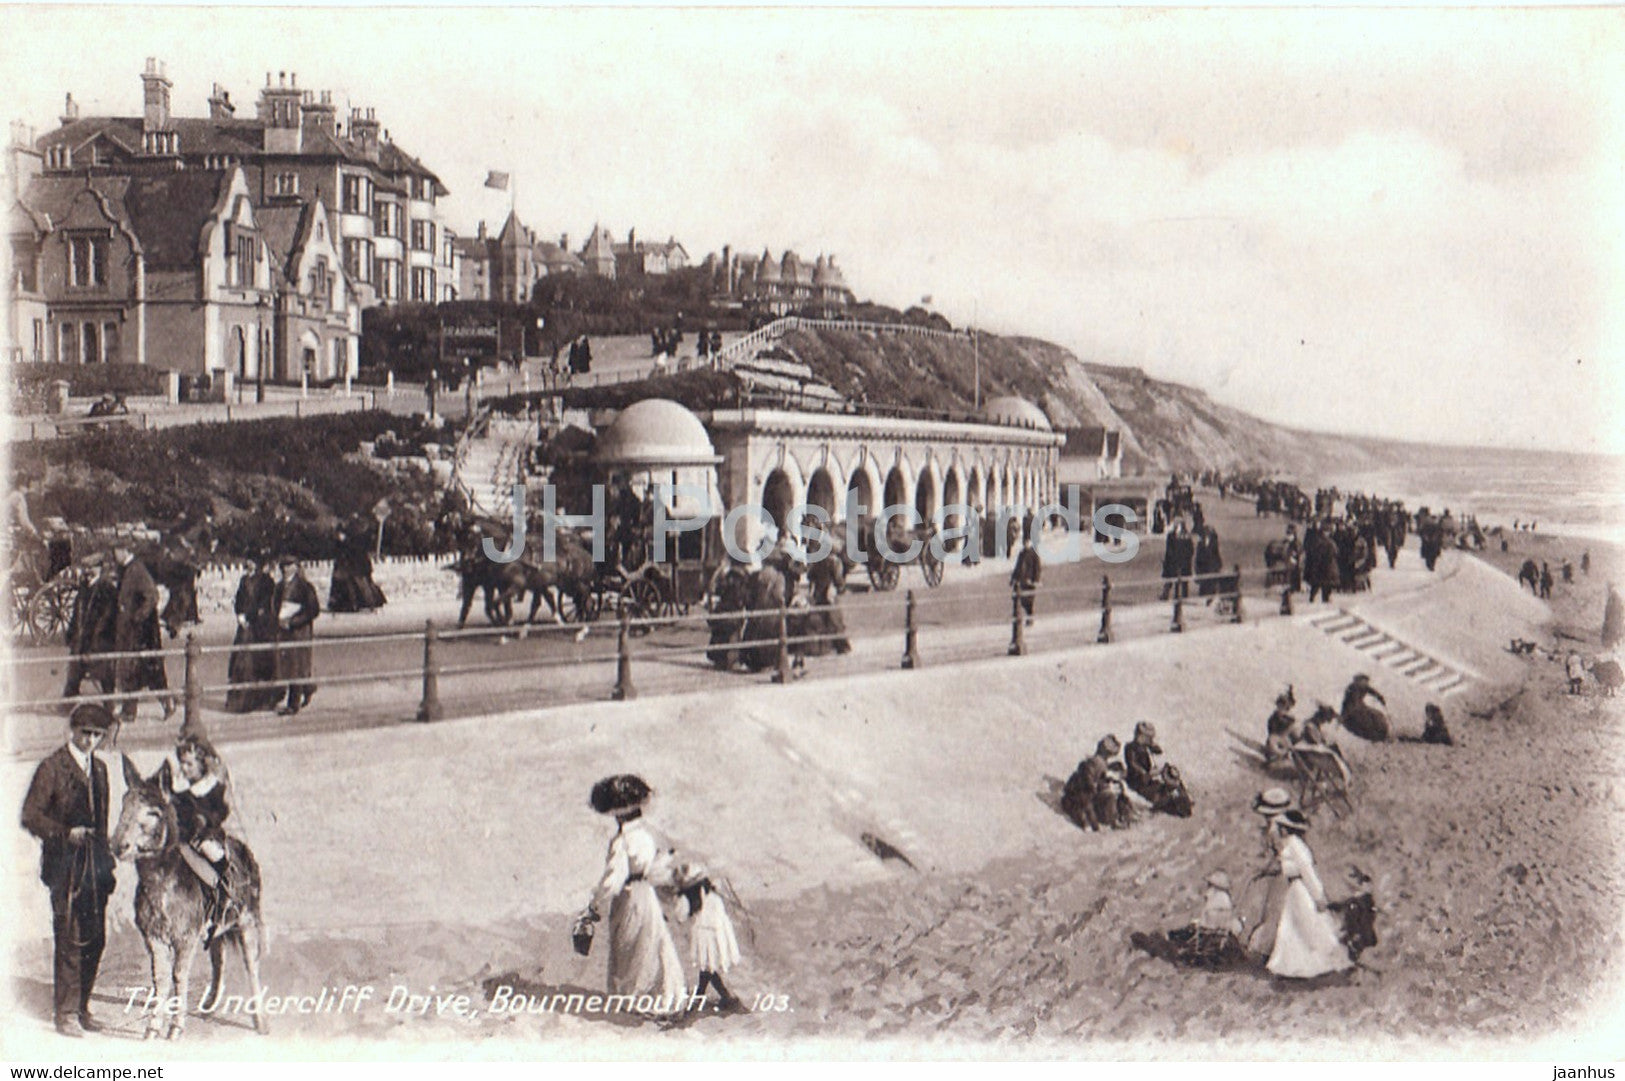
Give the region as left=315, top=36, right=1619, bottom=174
left=112, top=733, right=266, bottom=1040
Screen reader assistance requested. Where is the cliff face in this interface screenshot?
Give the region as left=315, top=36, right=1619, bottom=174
left=783, top=325, right=1403, bottom=475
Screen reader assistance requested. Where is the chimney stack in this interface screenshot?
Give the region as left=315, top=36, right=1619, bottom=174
left=348, top=107, right=380, bottom=159
left=59, top=93, right=80, bottom=127
left=141, top=58, right=172, bottom=133
left=209, top=84, right=235, bottom=119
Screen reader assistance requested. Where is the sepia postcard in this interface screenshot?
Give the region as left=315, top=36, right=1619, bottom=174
left=1, top=4, right=1623, bottom=1069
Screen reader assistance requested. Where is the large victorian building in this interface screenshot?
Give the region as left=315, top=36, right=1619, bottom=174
left=6, top=60, right=451, bottom=376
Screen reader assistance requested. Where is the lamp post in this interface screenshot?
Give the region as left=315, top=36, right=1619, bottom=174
left=256, top=296, right=267, bottom=403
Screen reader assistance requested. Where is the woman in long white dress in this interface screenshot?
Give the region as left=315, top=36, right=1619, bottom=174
left=583, top=774, right=686, bottom=1012
left=1263, top=810, right=1353, bottom=979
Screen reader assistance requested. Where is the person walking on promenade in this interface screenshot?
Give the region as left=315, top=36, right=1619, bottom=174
left=272, top=556, right=321, bottom=716
left=578, top=774, right=686, bottom=1014
left=62, top=554, right=118, bottom=701
left=225, top=556, right=281, bottom=713
left=1011, top=525, right=1042, bottom=625
left=1539, top=562, right=1554, bottom=600
left=1603, top=582, right=1623, bottom=651
left=112, top=544, right=175, bottom=723
left=21, top=704, right=119, bottom=1037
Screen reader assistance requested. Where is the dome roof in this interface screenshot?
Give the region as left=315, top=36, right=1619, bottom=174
left=593, top=399, right=720, bottom=466
left=983, top=396, right=1052, bottom=431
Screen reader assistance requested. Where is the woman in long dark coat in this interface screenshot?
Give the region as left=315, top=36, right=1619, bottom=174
left=225, top=558, right=281, bottom=713
left=1194, top=527, right=1223, bottom=597
left=328, top=527, right=386, bottom=613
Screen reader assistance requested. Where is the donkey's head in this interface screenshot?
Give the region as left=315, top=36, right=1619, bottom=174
left=112, top=755, right=179, bottom=862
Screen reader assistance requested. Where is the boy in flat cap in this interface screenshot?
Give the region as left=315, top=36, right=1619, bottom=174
left=21, top=704, right=119, bottom=1037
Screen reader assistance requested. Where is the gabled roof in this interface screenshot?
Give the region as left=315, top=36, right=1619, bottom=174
left=496, top=210, right=530, bottom=248
left=120, top=171, right=234, bottom=270
left=18, top=175, right=136, bottom=237
left=255, top=200, right=311, bottom=273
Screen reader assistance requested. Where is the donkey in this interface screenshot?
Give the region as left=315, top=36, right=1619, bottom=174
left=112, top=756, right=268, bottom=1040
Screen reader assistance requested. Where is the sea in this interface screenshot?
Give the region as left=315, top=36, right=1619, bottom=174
left=1322, top=449, right=1625, bottom=547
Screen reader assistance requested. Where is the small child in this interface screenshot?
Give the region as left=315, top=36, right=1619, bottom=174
left=1566, top=651, right=1586, bottom=695
left=1421, top=703, right=1455, bottom=745
left=168, top=735, right=236, bottom=938
left=1197, top=870, right=1245, bottom=937
left=675, top=862, right=742, bottom=1012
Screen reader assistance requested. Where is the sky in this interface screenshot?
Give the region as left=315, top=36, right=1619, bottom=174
left=5, top=6, right=1624, bottom=455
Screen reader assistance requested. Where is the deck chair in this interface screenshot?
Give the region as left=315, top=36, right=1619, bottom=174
left=1289, top=744, right=1355, bottom=818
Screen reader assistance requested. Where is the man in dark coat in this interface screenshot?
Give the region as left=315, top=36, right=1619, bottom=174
left=112, top=545, right=174, bottom=722
left=272, top=556, right=321, bottom=715
left=62, top=555, right=119, bottom=699
left=1011, top=530, right=1042, bottom=624
left=1160, top=522, right=1193, bottom=600
left=1603, top=582, right=1623, bottom=650
left=21, top=704, right=118, bottom=1037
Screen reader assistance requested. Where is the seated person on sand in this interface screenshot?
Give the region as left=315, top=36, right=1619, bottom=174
left=1339, top=673, right=1391, bottom=742
left=1129, top=868, right=1251, bottom=970
left=1263, top=687, right=1297, bottom=768
left=1060, top=735, right=1121, bottom=832
left=1421, top=703, right=1454, bottom=745
left=1124, top=722, right=1194, bottom=817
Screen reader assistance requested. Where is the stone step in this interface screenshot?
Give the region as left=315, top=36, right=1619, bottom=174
left=1343, top=627, right=1387, bottom=647
left=1400, top=658, right=1440, bottom=679
left=1367, top=641, right=1410, bottom=660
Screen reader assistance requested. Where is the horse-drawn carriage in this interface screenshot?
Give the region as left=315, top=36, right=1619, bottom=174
left=5, top=526, right=201, bottom=647
left=843, top=514, right=945, bottom=592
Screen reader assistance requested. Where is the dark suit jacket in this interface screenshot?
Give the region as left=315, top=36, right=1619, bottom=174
left=21, top=746, right=115, bottom=895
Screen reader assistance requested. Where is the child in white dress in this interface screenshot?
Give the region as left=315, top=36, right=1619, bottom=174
left=674, top=862, right=742, bottom=1011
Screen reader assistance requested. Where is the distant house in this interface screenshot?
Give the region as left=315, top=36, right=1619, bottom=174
left=454, top=213, right=589, bottom=302
left=610, top=228, right=688, bottom=278
left=705, top=244, right=854, bottom=316
left=1061, top=426, right=1125, bottom=480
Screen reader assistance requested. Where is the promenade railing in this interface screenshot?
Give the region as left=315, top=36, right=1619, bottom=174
left=4, top=562, right=1284, bottom=732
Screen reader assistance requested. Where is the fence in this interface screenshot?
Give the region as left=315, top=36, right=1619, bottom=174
left=7, top=565, right=1278, bottom=728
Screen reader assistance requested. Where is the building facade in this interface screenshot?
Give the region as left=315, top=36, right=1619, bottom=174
left=9, top=162, right=359, bottom=379
left=29, top=61, right=454, bottom=314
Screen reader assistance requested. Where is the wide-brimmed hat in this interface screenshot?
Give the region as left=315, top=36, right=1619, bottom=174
left=68, top=703, right=116, bottom=733
left=674, top=860, right=710, bottom=890
left=1352, top=673, right=1371, bottom=684
left=589, top=773, right=651, bottom=815
left=1134, top=721, right=1158, bottom=742
left=278, top=555, right=300, bottom=568
left=1095, top=734, right=1122, bottom=757
left=1275, top=809, right=1311, bottom=834
left=1206, top=870, right=1231, bottom=892
left=1252, top=788, right=1293, bottom=816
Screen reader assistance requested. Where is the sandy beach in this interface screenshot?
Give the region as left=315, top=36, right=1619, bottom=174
left=4, top=509, right=1622, bottom=1059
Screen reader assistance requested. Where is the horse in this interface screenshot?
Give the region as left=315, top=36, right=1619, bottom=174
left=112, top=756, right=268, bottom=1040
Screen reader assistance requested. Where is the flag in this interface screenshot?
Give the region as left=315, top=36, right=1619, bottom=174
left=484, top=170, right=510, bottom=191
left=920, top=295, right=933, bottom=305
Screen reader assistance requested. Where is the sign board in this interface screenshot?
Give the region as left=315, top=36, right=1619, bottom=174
left=440, top=322, right=500, bottom=358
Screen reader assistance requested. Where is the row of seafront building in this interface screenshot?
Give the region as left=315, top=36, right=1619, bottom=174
left=4, top=60, right=858, bottom=381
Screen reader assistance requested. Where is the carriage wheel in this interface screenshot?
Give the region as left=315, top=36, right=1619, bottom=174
left=25, top=578, right=76, bottom=646
left=625, top=578, right=663, bottom=634
left=921, top=553, right=944, bottom=588
left=870, top=560, right=900, bottom=592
